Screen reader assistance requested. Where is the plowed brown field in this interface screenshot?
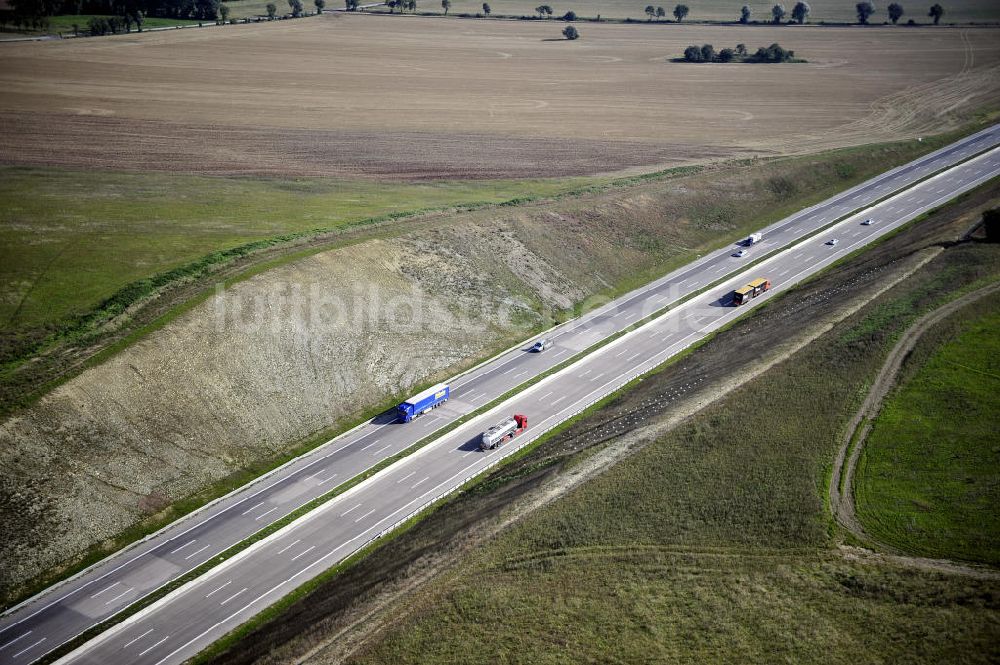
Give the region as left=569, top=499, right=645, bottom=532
left=1, top=16, right=999, bottom=177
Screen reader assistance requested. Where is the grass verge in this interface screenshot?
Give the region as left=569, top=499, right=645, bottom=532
left=198, top=178, right=1000, bottom=665
left=854, top=299, right=1000, bottom=565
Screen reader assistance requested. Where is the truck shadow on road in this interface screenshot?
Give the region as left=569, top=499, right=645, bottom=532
left=456, top=437, right=483, bottom=453
left=709, top=294, right=735, bottom=307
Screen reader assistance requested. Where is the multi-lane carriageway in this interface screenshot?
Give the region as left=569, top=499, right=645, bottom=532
left=1, top=126, right=998, bottom=665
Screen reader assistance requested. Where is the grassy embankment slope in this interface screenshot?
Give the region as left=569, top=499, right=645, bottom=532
left=198, top=180, right=1000, bottom=664
left=855, top=300, right=1000, bottom=565
left=333, top=209, right=1000, bottom=663
left=0, top=129, right=958, bottom=425
left=0, top=171, right=593, bottom=408
left=0, top=171, right=589, bottom=333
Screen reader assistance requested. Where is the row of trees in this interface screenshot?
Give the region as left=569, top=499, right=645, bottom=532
left=729, top=1, right=944, bottom=25
left=682, top=42, right=796, bottom=63
left=2, top=0, right=338, bottom=31
left=4, top=0, right=223, bottom=30
left=530, top=1, right=944, bottom=25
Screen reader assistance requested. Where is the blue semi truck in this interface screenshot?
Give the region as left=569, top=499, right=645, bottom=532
left=397, top=383, right=450, bottom=422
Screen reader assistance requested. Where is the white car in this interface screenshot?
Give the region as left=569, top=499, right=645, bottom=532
left=826, top=238, right=839, bottom=246
left=531, top=338, right=553, bottom=352
left=862, top=218, right=874, bottom=226
left=733, top=249, right=747, bottom=258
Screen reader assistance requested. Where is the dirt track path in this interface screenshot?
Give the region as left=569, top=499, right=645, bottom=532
left=829, top=278, right=1000, bottom=579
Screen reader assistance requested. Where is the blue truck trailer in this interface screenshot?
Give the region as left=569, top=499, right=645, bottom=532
left=397, top=383, right=450, bottom=422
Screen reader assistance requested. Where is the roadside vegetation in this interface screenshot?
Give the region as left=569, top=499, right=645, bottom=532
left=3, top=129, right=990, bottom=612
left=855, top=301, right=1000, bottom=565
left=339, top=203, right=1000, bottom=665
left=202, top=183, right=1000, bottom=665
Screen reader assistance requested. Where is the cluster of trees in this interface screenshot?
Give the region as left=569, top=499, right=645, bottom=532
left=385, top=0, right=416, bottom=11
left=683, top=42, right=796, bottom=63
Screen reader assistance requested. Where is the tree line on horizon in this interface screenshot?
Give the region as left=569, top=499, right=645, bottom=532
left=0, top=0, right=955, bottom=34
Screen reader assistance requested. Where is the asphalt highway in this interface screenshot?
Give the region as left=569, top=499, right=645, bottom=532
left=1, top=125, right=998, bottom=665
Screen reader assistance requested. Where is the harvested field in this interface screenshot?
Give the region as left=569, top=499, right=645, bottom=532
left=1, top=17, right=998, bottom=177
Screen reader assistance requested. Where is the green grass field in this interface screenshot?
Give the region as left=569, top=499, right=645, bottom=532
left=855, top=300, right=1000, bottom=565
left=0, top=169, right=591, bottom=333
left=9, top=14, right=202, bottom=35
left=342, top=239, right=1000, bottom=664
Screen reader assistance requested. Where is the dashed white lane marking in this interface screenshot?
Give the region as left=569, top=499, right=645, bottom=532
left=122, top=628, right=153, bottom=648
left=462, top=450, right=476, bottom=458
left=539, top=391, right=553, bottom=400
left=137, top=636, right=169, bottom=657
left=104, top=587, right=133, bottom=606
left=12, top=637, right=45, bottom=659
left=354, top=508, right=377, bottom=523
left=777, top=269, right=790, bottom=277
left=255, top=507, right=278, bottom=521
left=169, top=540, right=196, bottom=555
left=318, top=473, right=338, bottom=484
left=371, top=444, right=391, bottom=456
left=276, top=540, right=301, bottom=555
left=90, top=582, right=120, bottom=599
left=219, top=588, right=247, bottom=606
left=290, top=545, right=316, bottom=561
left=615, top=349, right=629, bottom=357
left=397, top=471, right=416, bottom=484
left=627, top=353, right=641, bottom=361
left=205, top=580, right=233, bottom=598
left=340, top=503, right=362, bottom=517
left=0, top=631, right=32, bottom=651
left=552, top=396, right=566, bottom=404
left=184, top=544, right=211, bottom=560
left=240, top=501, right=264, bottom=516
left=360, top=438, right=381, bottom=451
left=553, top=348, right=568, bottom=358
left=590, top=372, right=605, bottom=381
left=411, top=476, right=429, bottom=489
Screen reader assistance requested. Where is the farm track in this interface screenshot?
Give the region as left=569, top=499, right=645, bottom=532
left=829, top=278, right=1000, bottom=579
